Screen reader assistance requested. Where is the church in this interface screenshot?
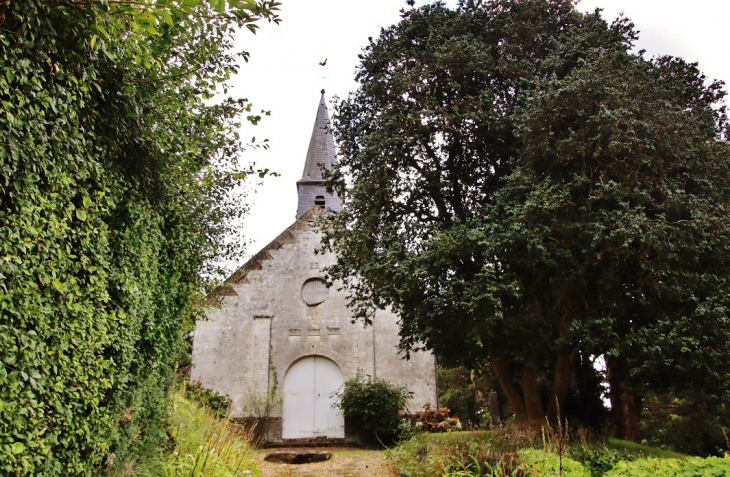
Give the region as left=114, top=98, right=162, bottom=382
left=191, top=91, right=437, bottom=443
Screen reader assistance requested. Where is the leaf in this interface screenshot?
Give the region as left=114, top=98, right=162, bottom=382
left=82, top=196, right=92, bottom=208
left=143, top=23, right=159, bottom=36
left=11, top=442, right=24, bottom=454
left=135, top=12, right=155, bottom=24
left=159, top=9, right=173, bottom=27
left=76, top=209, right=88, bottom=221
left=90, top=35, right=97, bottom=49
left=97, top=24, right=110, bottom=40
left=5, top=69, right=14, bottom=83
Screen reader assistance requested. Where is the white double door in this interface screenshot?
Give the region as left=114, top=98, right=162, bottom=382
left=282, top=356, right=345, bottom=439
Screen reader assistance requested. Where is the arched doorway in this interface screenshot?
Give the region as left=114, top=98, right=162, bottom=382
left=282, top=356, right=345, bottom=439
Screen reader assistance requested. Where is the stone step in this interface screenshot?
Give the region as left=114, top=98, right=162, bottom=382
left=262, top=438, right=357, bottom=448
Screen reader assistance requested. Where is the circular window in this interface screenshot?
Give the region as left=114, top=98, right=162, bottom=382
left=301, top=278, right=329, bottom=306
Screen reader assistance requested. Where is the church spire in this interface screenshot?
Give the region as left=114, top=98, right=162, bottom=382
left=296, top=90, right=343, bottom=219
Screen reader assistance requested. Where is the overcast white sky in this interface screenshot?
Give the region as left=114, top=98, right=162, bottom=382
left=227, top=0, right=730, bottom=264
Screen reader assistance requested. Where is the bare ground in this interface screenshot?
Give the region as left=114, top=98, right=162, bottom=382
left=254, top=447, right=398, bottom=477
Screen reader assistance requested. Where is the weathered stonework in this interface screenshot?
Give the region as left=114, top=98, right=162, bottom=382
left=191, top=92, right=437, bottom=443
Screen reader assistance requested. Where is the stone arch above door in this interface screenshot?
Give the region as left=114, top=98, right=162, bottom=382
left=282, top=355, right=345, bottom=439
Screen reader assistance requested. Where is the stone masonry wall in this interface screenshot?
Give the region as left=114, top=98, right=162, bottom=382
left=191, top=208, right=437, bottom=438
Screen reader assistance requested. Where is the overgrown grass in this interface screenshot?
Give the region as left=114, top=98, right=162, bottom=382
left=109, top=386, right=259, bottom=476
left=385, top=424, right=705, bottom=477
left=606, top=438, right=686, bottom=459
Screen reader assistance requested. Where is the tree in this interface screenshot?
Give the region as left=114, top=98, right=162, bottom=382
left=500, top=49, right=730, bottom=438
left=323, top=0, right=730, bottom=435
left=0, top=0, right=277, bottom=473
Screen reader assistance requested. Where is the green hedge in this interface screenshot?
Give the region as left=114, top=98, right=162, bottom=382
left=0, top=1, right=264, bottom=474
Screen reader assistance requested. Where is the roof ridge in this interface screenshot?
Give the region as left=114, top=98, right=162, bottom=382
left=224, top=207, right=327, bottom=287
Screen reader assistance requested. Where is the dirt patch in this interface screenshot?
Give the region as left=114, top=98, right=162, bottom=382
left=254, top=447, right=398, bottom=477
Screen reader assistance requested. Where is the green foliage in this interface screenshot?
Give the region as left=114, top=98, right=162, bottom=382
left=515, top=448, right=589, bottom=476
left=333, top=372, right=412, bottom=446
left=570, top=437, right=684, bottom=477
left=0, top=0, right=274, bottom=474
left=110, top=386, right=259, bottom=477
left=386, top=429, right=590, bottom=476
left=323, top=0, right=730, bottom=429
left=386, top=429, right=721, bottom=476
left=640, top=391, right=730, bottom=457
left=185, top=381, right=232, bottom=420
left=606, top=439, right=686, bottom=460
left=570, top=444, right=623, bottom=477
left=157, top=389, right=259, bottom=477
left=385, top=431, right=497, bottom=477
left=604, top=455, right=730, bottom=476
left=438, top=365, right=500, bottom=427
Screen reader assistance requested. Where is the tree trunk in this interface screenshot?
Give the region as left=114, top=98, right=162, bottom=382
left=546, top=351, right=575, bottom=422
left=607, top=357, right=641, bottom=442
left=491, top=357, right=528, bottom=422
left=522, top=346, right=545, bottom=421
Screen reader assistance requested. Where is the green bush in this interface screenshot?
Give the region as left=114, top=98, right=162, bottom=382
left=332, top=372, right=412, bottom=446
left=604, top=455, right=730, bottom=476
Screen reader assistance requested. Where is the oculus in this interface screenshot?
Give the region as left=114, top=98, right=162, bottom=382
left=301, top=278, right=328, bottom=306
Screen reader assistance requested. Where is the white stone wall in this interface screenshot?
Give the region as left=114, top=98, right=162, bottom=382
left=191, top=209, right=437, bottom=427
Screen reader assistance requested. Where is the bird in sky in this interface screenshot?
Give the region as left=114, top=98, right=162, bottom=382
left=319, top=59, right=328, bottom=66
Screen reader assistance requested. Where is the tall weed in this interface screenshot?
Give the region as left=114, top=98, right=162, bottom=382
left=109, top=389, right=258, bottom=476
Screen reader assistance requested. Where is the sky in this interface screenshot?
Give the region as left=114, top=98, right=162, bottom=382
left=227, top=0, right=730, bottom=264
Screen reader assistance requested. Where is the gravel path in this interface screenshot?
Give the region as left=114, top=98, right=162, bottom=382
left=254, top=447, right=398, bottom=477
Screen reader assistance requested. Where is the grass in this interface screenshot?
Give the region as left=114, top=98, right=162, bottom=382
left=606, top=438, right=686, bottom=459
left=110, top=386, right=259, bottom=476
left=386, top=425, right=696, bottom=477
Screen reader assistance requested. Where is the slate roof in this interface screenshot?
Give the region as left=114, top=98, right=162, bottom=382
left=298, top=90, right=337, bottom=183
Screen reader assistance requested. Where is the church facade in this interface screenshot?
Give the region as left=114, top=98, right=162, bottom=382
left=191, top=92, right=437, bottom=442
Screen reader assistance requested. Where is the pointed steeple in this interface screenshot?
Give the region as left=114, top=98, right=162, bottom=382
left=296, top=90, right=343, bottom=219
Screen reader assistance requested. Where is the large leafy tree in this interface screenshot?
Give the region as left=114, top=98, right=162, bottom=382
left=323, top=0, right=730, bottom=434
left=0, top=0, right=277, bottom=473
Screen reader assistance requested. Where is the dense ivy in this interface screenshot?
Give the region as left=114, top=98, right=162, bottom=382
left=0, top=0, right=275, bottom=474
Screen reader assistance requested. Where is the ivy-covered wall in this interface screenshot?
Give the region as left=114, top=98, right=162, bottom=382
left=0, top=1, right=269, bottom=474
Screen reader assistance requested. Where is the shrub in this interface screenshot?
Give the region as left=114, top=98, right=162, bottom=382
left=404, top=403, right=462, bottom=434
left=332, top=372, right=412, bottom=446
left=604, top=455, right=730, bottom=476
left=516, top=448, right=590, bottom=476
